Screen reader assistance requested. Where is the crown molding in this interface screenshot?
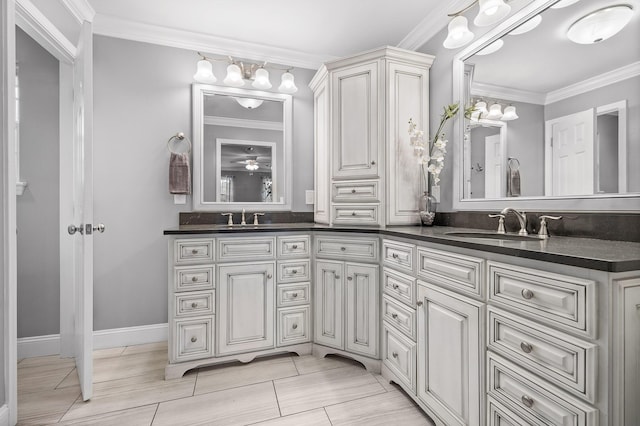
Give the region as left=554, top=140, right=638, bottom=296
left=397, top=0, right=470, bottom=51
left=16, top=0, right=76, bottom=62
left=546, top=61, right=640, bottom=105
left=60, top=0, right=95, bottom=23
left=93, top=14, right=331, bottom=70
left=471, top=81, right=546, bottom=105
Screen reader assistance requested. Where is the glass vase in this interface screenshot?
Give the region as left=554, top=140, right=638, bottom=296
left=418, top=191, right=438, bottom=226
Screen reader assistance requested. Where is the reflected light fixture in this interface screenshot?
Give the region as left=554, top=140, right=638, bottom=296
left=485, top=103, right=504, bottom=120
left=472, top=99, right=518, bottom=121
left=193, top=52, right=298, bottom=94
left=233, top=97, right=264, bottom=109
left=567, top=4, right=634, bottom=44
left=551, top=0, right=581, bottom=9
left=443, top=0, right=512, bottom=49
left=245, top=160, right=260, bottom=171
left=509, top=14, right=542, bottom=35
left=475, top=39, right=504, bottom=55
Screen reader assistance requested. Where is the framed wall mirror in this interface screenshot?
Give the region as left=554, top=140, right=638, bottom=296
left=192, top=84, right=292, bottom=211
left=452, top=0, right=640, bottom=211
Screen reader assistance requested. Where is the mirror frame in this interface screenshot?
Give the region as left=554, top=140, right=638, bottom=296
left=452, top=0, right=640, bottom=212
left=192, top=84, right=293, bottom=211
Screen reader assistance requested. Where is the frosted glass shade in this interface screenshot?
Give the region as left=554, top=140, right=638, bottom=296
left=474, top=0, right=511, bottom=27
left=510, top=14, right=542, bottom=35
left=252, top=68, right=272, bottom=89
left=234, top=97, right=264, bottom=109
left=224, top=64, right=244, bottom=87
left=193, top=59, right=217, bottom=84
left=279, top=71, right=298, bottom=94
left=443, top=16, right=475, bottom=49
left=474, top=101, right=489, bottom=117
left=486, top=103, right=503, bottom=120
left=476, top=39, right=504, bottom=55
left=551, top=0, right=581, bottom=9
left=567, top=5, right=634, bottom=44
left=501, top=105, right=519, bottom=120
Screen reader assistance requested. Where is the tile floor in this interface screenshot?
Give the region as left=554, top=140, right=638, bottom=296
left=17, top=342, right=435, bottom=425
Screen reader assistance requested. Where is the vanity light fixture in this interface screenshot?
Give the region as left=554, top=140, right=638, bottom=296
left=472, top=99, right=518, bottom=121
left=567, top=4, right=634, bottom=44
left=443, top=0, right=512, bottom=49
left=193, top=52, right=297, bottom=94
left=485, top=102, right=504, bottom=120
left=501, top=105, right=519, bottom=120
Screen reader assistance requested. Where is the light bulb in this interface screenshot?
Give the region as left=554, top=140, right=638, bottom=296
left=279, top=71, right=298, bottom=94
left=193, top=59, right=216, bottom=84
left=224, top=64, right=244, bottom=87
left=252, top=68, right=272, bottom=90
left=443, top=16, right=475, bottom=49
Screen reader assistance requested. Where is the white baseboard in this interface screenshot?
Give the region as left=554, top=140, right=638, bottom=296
left=0, top=404, right=9, bottom=426
left=17, top=323, right=168, bottom=358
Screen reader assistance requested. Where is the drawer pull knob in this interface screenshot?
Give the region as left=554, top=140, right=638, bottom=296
left=417, top=301, right=423, bottom=307
left=292, top=293, right=298, bottom=298
left=267, top=274, right=273, bottom=279
left=191, top=249, right=198, bottom=254
left=351, top=212, right=357, bottom=216
left=391, top=313, right=398, bottom=319
left=292, top=244, right=298, bottom=249
left=191, top=302, right=198, bottom=308
left=351, top=189, right=357, bottom=194
left=340, top=247, right=346, bottom=251
left=521, top=288, right=534, bottom=300
left=521, top=395, right=534, bottom=408
left=392, top=351, right=398, bottom=358
left=347, top=276, right=353, bottom=281
left=191, top=277, right=198, bottom=282
left=371, top=161, right=376, bottom=165
left=335, top=275, right=341, bottom=280
left=292, top=269, right=298, bottom=274
left=392, top=284, right=399, bottom=290
left=520, top=342, right=533, bottom=353
left=190, top=336, right=198, bottom=343
left=292, top=324, right=298, bottom=330
left=392, top=253, right=399, bottom=259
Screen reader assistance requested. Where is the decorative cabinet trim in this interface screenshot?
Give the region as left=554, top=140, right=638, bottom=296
left=277, top=235, right=311, bottom=258
left=382, top=295, right=416, bottom=340
left=332, top=204, right=380, bottom=225
left=175, top=290, right=215, bottom=318
left=417, top=246, right=484, bottom=299
left=277, top=305, right=311, bottom=346
left=172, top=317, right=213, bottom=362
left=277, top=259, right=311, bottom=283
left=314, top=260, right=344, bottom=350
left=315, top=236, right=379, bottom=261
left=382, top=323, right=416, bottom=392
left=332, top=180, right=380, bottom=203
left=173, top=265, right=214, bottom=292
left=277, top=282, right=311, bottom=307
left=174, top=238, right=214, bottom=264
left=217, top=237, right=275, bottom=262
left=382, top=267, right=417, bottom=307
left=344, top=262, right=379, bottom=358
left=383, top=239, right=416, bottom=273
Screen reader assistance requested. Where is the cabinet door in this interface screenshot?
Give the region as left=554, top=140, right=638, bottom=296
left=314, top=260, right=344, bottom=349
left=345, top=262, right=379, bottom=357
left=417, top=283, right=483, bottom=426
left=217, top=262, right=275, bottom=355
left=332, top=62, right=380, bottom=179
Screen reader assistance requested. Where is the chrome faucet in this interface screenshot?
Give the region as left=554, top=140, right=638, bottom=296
left=500, top=207, right=528, bottom=235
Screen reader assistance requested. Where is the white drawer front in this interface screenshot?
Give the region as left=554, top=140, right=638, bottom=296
left=175, top=291, right=215, bottom=317
left=488, top=353, right=598, bottom=426
left=382, top=324, right=416, bottom=392
left=277, top=235, right=311, bottom=258
left=277, top=259, right=311, bottom=283
left=488, top=261, right=596, bottom=338
left=417, top=247, right=484, bottom=298
left=382, top=295, right=416, bottom=340
left=332, top=204, right=380, bottom=225
left=487, top=395, right=543, bottom=426
left=277, top=282, right=311, bottom=307
left=488, top=307, right=597, bottom=402
left=174, top=265, right=214, bottom=292
left=315, top=236, right=379, bottom=261
left=277, top=305, right=310, bottom=346
left=383, top=240, right=416, bottom=273
left=332, top=181, right=379, bottom=202
left=174, top=238, right=214, bottom=264
left=173, top=317, right=213, bottom=362
left=382, top=267, right=416, bottom=307
left=218, top=237, right=275, bottom=262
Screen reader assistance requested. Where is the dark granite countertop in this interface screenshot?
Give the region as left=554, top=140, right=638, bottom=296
left=164, top=224, right=640, bottom=272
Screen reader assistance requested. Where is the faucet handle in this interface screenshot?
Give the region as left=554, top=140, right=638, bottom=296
left=221, top=213, right=234, bottom=226
left=538, top=215, right=562, bottom=238
left=241, top=209, right=246, bottom=226
left=488, top=214, right=506, bottom=234
left=253, top=212, right=265, bottom=225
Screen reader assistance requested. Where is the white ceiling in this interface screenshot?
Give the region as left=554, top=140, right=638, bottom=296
left=86, top=0, right=454, bottom=68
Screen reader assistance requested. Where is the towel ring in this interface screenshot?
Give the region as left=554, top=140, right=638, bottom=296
left=167, top=132, right=192, bottom=154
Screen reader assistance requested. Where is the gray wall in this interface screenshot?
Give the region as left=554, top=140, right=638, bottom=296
left=16, top=27, right=60, bottom=338
left=597, top=114, right=618, bottom=193
left=92, top=35, right=315, bottom=330
left=505, top=101, right=544, bottom=197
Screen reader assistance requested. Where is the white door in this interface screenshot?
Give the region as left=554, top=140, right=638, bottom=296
left=548, top=109, right=594, bottom=196
left=417, top=283, right=482, bottom=426
left=314, top=260, right=344, bottom=349
left=217, top=262, right=275, bottom=355
left=345, top=262, right=379, bottom=357
left=484, top=134, right=504, bottom=198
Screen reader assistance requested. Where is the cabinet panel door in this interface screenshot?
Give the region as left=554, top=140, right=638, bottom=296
left=345, top=263, right=379, bottom=358
left=217, top=262, right=275, bottom=355
left=314, top=260, right=344, bottom=349
left=417, top=283, right=482, bottom=426
left=332, top=62, right=380, bottom=179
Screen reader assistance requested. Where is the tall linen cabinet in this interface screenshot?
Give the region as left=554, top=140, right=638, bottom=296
left=310, top=46, right=434, bottom=226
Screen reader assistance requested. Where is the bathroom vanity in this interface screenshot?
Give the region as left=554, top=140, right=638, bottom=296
left=164, top=224, right=640, bottom=426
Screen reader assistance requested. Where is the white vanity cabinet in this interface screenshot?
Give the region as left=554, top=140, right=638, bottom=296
left=310, top=46, right=434, bottom=226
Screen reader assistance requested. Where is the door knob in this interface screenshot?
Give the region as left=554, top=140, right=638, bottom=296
left=67, top=224, right=84, bottom=235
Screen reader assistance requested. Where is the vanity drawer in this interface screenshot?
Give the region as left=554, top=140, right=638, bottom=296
left=277, top=235, right=311, bottom=258
left=417, top=247, right=484, bottom=298
left=277, top=305, right=310, bottom=346
left=487, top=395, right=543, bottom=426
left=217, top=237, right=275, bottom=262
left=488, top=261, right=596, bottom=338
left=172, top=317, right=213, bottom=362
left=277, top=259, right=311, bottom=283
left=175, top=290, right=215, bottom=318
left=382, top=267, right=416, bottom=307
left=332, top=180, right=379, bottom=202
left=174, top=238, right=214, bottom=264
left=383, top=239, right=415, bottom=273
left=382, top=323, right=416, bottom=392
left=315, top=236, right=379, bottom=261
left=173, top=265, right=215, bottom=292
left=277, top=282, right=311, bottom=307
left=332, top=204, right=380, bottom=225
left=382, top=295, right=416, bottom=340
left=488, top=307, right=597, bottom=402
left=488, top=353, right=598, bottom=426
